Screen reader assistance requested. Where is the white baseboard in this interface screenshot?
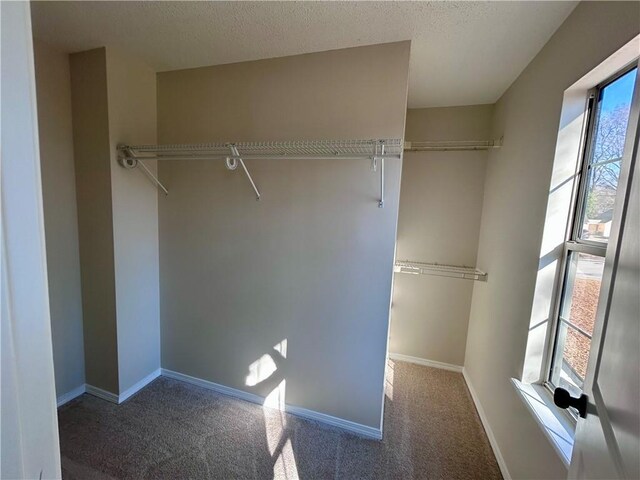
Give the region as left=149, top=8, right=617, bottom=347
left=57, top=384, right=86, bottom=407
left=462, top=368, right=511, bottom=480
left=85, top=369, right=161, bottom=404
left=119, top=369, right=161, bottom=403
left=85, top=384, right=119, bottom=404
left=285, top=404, right=381, bottom=439
left=161, top=368, right=382, bottom=440
left=161, top=369, right=265, bottom=404
left=389, top=353, right=463, bottom=373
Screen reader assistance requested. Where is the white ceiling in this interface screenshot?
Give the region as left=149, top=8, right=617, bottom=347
left=31, top=1, right=577, bottom=108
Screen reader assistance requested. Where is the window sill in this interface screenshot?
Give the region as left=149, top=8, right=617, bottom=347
left=511, top=378, right=575, bottom=467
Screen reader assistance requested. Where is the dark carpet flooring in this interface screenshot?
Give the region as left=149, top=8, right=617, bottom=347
left=58, top=360, right=502, bottom=479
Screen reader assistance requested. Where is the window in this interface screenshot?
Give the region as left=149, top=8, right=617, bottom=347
left=548, top=65, right=638, bottom=400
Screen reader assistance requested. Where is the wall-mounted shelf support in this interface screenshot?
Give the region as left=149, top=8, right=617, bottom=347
left=227, top=144, right=261, bottom=200
left=378, top=141, right=385, bottom=208
left=118, top=148, right=169, bottom=195
left=394, top=260, right=487, bottom=281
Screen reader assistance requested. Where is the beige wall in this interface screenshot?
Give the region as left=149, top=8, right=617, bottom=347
left=69, top=47, right=160, bottom=395
left=157, top=42, right=410, bottom=429
left=158, top=43, right=408, bottom=143
left=34, top=41, right=86, bottom=397
left=465, top=2, right=640, bottom=479
left=391, top=106, right=491, bottom=365
left=69, top=48, right=120, bottom=393
left=106, top=49, right=160, bottom=393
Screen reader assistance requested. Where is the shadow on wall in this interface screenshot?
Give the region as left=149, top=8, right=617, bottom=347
left=243, top=338, right=300, bottom=478
left=240, top=343, right=399, bottom=479
left=245, top=339, right=289, bottom=408
left=233, top=346, right=400, bottom=479
left=239, top=341, right=394, bottom=478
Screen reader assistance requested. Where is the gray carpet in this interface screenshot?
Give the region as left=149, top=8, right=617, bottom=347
left=58, top=360, right=502, bottom=479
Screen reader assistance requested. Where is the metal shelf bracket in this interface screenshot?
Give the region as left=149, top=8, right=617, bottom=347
left=227, top=144, right=261, bottom=201
left=118, top=147, right=169, bottom=195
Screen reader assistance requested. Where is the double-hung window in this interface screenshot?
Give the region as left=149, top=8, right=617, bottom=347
left=547, top=64, right=638, bottom=400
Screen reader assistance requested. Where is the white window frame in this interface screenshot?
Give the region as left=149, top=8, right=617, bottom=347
left=542, top=61, right=638, bottom=418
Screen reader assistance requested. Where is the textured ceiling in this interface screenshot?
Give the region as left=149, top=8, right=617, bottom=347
left=31, top=1, right=577, bottom=108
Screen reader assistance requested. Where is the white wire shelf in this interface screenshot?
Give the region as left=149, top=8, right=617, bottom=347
left=394, top=260, right=487, bottom=281
left=404, top=139, right=502, bottom=152
left=119, top=138, right=403, bottom=160
left=117, top=138, right=402, bottom=206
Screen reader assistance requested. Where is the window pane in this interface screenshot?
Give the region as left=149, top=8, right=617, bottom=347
left=551, top=253, right=605, bottom=395
left=554, top=322, right=591, bottom=397
left=581, top=160, right=621, bottom=242
left=560, top=253, right=604, bottom=335
left=579, top=67, right=637, bottom=242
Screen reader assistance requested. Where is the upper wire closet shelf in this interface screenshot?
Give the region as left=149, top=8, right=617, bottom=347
left=119, top=139, right=403, bottom=159
left=118, top=138, right=403, bottom=206
left=404, top=139, right=502, bottom=151
left=394, top=260, right=487, bottom=281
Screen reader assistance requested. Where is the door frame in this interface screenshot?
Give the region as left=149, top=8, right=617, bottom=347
left=1, top=1, right=62, bottom=478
